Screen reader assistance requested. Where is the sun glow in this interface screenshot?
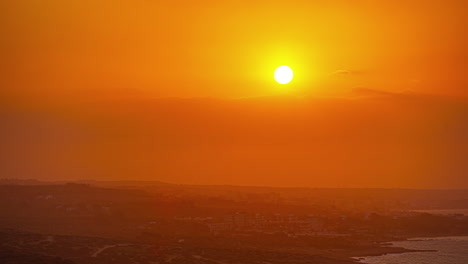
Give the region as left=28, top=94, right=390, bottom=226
left=274, top=66, right=293, bottom=84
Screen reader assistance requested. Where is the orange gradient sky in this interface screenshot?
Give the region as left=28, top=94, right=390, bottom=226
left=1, top=0, right=467, bottom=188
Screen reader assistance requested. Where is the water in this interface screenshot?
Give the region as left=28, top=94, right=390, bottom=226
left=359, top=236, right=468, bottom=264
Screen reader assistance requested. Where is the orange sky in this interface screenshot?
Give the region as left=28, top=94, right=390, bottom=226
left=1, top=0, right=467, bottom=188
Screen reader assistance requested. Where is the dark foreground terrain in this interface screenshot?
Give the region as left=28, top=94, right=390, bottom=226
left=0, top=180, right=467, bottom=263
left=1, top=229, right=431, bottom=264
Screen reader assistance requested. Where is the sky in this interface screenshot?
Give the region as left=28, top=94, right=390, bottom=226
left=1, top=0, right=467, bottom=188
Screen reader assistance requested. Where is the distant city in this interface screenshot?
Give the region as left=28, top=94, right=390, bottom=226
left=1, top=179, right=467, bottom=263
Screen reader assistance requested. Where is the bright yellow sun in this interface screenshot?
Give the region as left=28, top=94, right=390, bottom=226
left=274, top=65, right=293, bottom=84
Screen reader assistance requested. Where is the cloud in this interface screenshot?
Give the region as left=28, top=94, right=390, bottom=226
left=334, top=70, right=351, bottom=75
left=350, top=87, right=404, bottom=97
left=333, top=69, right=366, bottom=75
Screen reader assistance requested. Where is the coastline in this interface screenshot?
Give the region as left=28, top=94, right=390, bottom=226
left=349, top=235, right=468, bottom=263
left=349, top=245, right=434, bottom=263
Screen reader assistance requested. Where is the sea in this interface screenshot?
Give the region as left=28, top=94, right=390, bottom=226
left=358, top=236, right=468, bottom=264
left=359, top=209, right=468, bottom=263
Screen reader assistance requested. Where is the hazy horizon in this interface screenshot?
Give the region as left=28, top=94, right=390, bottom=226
left=3, top=92, right=467, bottom=189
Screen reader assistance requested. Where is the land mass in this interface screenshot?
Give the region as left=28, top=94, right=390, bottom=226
left=0, top=180, right=467, bottom=263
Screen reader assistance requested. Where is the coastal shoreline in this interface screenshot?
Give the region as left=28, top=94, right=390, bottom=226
left=349, top=235, right=468, bottom=263
left=349, top=245, right=435, bottom=263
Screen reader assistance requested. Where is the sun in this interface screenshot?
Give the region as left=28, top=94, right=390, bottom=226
left=274, top=65, right=293, bottom=84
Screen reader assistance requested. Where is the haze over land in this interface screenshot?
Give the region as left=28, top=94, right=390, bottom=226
left=2, top=92, right=468, bottom=188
